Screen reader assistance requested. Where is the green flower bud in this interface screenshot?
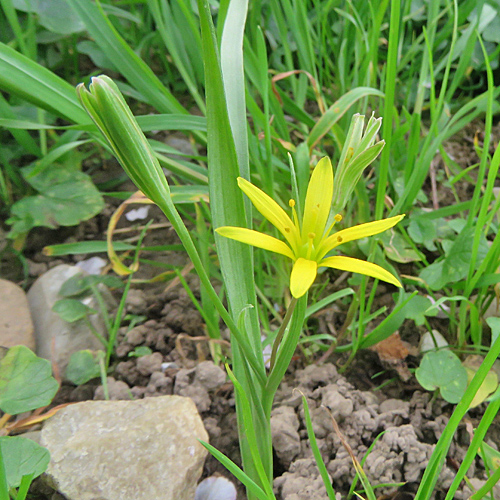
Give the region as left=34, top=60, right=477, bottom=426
left=77, top=75, right=170, bottom=206
left=332, top=113, right=384, bottom=213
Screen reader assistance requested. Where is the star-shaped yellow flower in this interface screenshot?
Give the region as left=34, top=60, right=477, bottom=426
left=216, top=157, right=404, bottom=298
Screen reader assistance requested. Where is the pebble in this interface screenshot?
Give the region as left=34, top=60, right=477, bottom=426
left=94, top=377, right=132, bottom=400
left=0, top=279, right=35, bottom=350
left=125, top=289, right=147, bottom=314
left=195, top=361, right=227, bottom=391
left=41, top=396, right=208, bottom=500
left=27, top=265, right=107, bottom=378
left=136, top=352, right=163, bottom=376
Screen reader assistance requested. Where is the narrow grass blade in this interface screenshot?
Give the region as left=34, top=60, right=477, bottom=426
left=66, top=0, right=188, bottom=115
left=0, top=43, right=92, bottom=124
left=307, top=87, right=383, bottom=152
left=374, top=0, right=400, bottom=220
left=226, top=365, right=275, bottom=498
left=470, top=466, right=500, bottom=500
left=135, top=114, right=207, bottom=132
left=15, top=473, right=34, bottom=500
left=264, top=295, right=307, bottom=414
left=0, top=441, right=8, bottom=500
left=0, top=95, right=41, bottom=156
left=25, top=140, right=89, bottom=178
left=326, top=407, right=376, bottom=500
left=146, top=0, right=206, bottom=113
left=443, top=397, right=500, bottom=500
left=305, top=289, right=354, bottom=319
left=347, top=430, right=389, bottom=500
left=300, top=393, right=336, bottom=499
left=200, top=441, right=271, bottom=500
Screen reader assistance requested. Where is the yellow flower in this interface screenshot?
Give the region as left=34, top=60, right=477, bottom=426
left=216, top=157, right=404, bottom=298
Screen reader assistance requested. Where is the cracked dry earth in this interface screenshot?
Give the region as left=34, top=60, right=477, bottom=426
left=43, top=283, right=500, bottom=500
left=272, top=363, right=477, bottom=500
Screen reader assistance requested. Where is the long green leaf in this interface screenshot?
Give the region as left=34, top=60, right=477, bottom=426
left=221, top=0, right=250, bottom=181
left=198, top=2, right=271, bottom=497
left=226, top=366, right=275, bottom=499
left=147, top=0, right=206, bottom=113
left=264, top=295, right=307, bottom=415
left=301, top=394, right=336, bottom=500
left=0, top=43, right=91, bottom=124
left=66, top=0, right=187, bottom=115
left=197, top=0, right=263, bottom=364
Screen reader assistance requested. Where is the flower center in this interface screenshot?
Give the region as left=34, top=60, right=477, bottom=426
left=306, top=232, right=316, bottom=260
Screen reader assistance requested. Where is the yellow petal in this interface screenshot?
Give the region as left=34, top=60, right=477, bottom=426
left=237, top=177, right=299, bottom=251
left=317, top=214, right=405, bottom=259
left=290, top=258, right=318, bottom=298
left=301, top=157, right=334, bottom=244
left=321, top=255, right=402, bottom=287
left=216, top=226, right=295, bottom=260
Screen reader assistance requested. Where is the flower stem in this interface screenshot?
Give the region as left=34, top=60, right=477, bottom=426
left=269, top=298, right=297, bottom=371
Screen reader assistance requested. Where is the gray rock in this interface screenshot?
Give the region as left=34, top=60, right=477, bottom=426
left=27, top=265, right=107, bottom=377
left=94, top=377, right=132, bottom=400
left=0, top=279, right=35, bottom=350
left=136, top=352, right=163, bottom=376
left=41, top=396, right=208, bottom=500
left=146, top=371, right=172, bottom=395
left=26, top=259, right=48, bottom=277
left=19, top=430, right=41, bottom=444
left=176, top=384, right=211, bottom=413
left=125, top=324, right=148, bottom=345
left=271, top=406, right=301, bottom=467
left=274, top=458, right=331, bottom=500
left=320, top=387, right=353, bottom=421
left=195, top=361, right=226, bottom=391
left=125, top=289, right=147, bottom=314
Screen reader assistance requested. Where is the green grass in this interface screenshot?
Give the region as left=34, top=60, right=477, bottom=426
left=1, top=0, right=500, bottom=498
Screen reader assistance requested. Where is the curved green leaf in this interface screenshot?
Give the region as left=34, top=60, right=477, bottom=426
left=0, top=436, right=49, bottom=489
left=0, top=346, right=58, bottom=415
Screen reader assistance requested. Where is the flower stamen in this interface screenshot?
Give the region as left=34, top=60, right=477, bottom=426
left=289, top=199, right=299, bottom=229
left=325, top=213, right=344, bottom=238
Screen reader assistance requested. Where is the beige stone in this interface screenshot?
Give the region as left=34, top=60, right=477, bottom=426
left=41, top=396, right=208, bottom=500
left=27, top=265, right=107, bottom=377
left=0, top=279, right=35, bottom=350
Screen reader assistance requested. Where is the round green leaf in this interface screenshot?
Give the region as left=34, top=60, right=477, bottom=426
left=0, top=436, right=50, bottom=488
left=7, top=164, right=104, bottom=240
left=0, top=346, right=59, bottom=415
left=66, top=350, right=100, bottom=385
left=52, top=298, right=95, bottom=322
left=128, top=346, right=153, bottom=358
left=415, top=350, right=467, bottom=404
left=59, top=273, right=123, bottom=298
